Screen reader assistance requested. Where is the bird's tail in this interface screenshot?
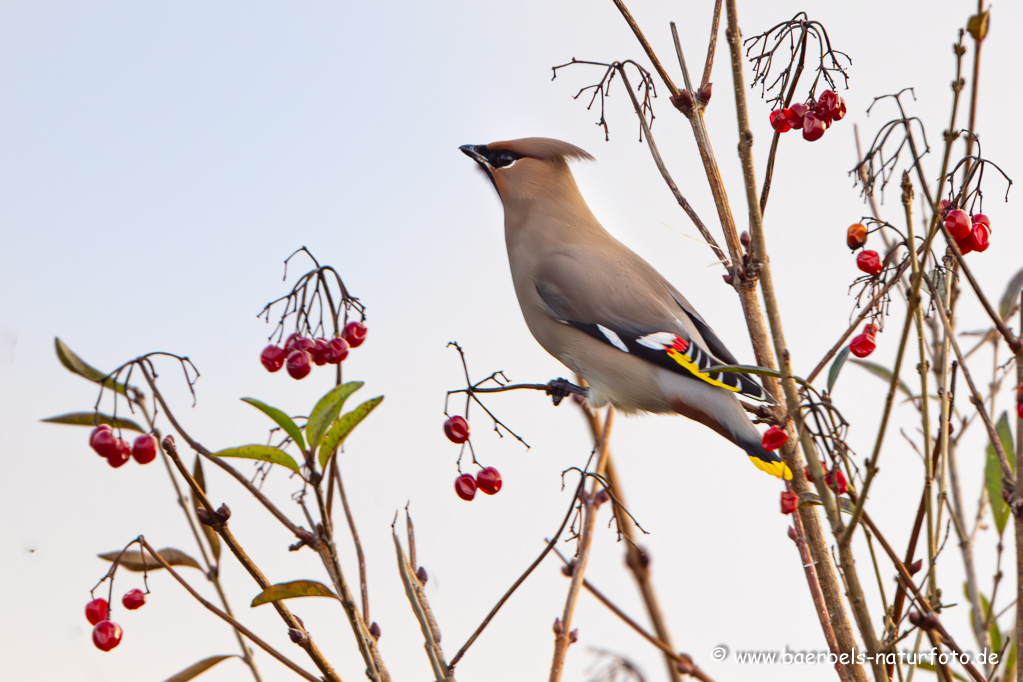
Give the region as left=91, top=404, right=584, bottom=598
left=668, top=384, right=792, bottom=480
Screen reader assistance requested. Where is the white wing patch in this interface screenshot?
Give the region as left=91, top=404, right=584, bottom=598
left=636, top=332, right=676, bottom=350
left=597, top=325, right=629, bottom=352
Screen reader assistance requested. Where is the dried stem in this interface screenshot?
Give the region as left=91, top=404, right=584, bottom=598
left=549, top=406, right=615, bottom=682
left=137, top=537, right=322, bottom=682
left=577, top=398, right=681, bottom=682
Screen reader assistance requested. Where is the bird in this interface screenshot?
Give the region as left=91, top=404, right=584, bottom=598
left=459, top=137, right=792, bottom=479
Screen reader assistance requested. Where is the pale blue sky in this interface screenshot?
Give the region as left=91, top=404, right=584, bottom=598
left=2, top=1, right=1021, bottom=680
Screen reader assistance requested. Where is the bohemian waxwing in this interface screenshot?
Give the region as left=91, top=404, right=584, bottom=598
left=460, top=137, right=792, bottom=480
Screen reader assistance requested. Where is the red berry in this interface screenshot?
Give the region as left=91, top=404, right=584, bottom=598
left=85, top=598, right=108, bottom=626
left=454, top=474, right=477, bottom=501
left=323, top=337, right=350, bottom=364
left=863, top=323, right=879, bottom=337
left=944, top=209, right=972, bottom=239
left=92, top=620, right=123, bottom=652
left=286, top=350, right=313, bottom=380
left=856, top=250, right=883, bottom=275
left=294, top=337, right=316, bottom=354
left=342, top=321, right=368, bottom=348
left=769, top=109, right=791, bottom=133
left=783, top=103, right=809, bottom=129
left=443, top=416, right=470, bottom=444
left=832, top=97, right=847, bottom=121
left=122, top=589, right=146, bottom=610
left=90, top=426, right=118, bottom=458
left=846, top=223, right=867, bottom=250
left=761, top=425, right=788, bottom=452
left=849, top=333, right=876, bottom=358
left=260, top=345, right=286, bottom=372
left=283, top=333, right=301, bottom=353
left=131, top=434, right=158, bottom=465
left=476, top=467, right=502, bottom=495
left=108, top=438, right=131, bottom=468
left=969, top=223, right=990, bottom=252
left=802, top=112, right=826, bottom=141
left=311, top=339, right=329, bottom=366
left=825, top=467, right=848, bottom=495
left=938, top=199, right=952, bottom=214
left=814, top=90, right=841, bottom=123
left=1017, top=403, right=1023, bottom=419
left=780, top=491, right=798, bottom=515
left=955, top=234, right=974, bottom=255
left=972, top=213, right=991, bottom=231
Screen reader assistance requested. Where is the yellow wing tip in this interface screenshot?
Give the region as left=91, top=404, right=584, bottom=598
left=749, top=456, right=793, bottom=480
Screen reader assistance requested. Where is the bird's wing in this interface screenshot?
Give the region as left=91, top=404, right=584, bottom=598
left=534, top=247, right=773, bottom=403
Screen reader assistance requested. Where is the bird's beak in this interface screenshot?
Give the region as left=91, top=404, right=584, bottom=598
left=459, top=144, right=497, bottom=191
left=459, top=144, right=489, bottom=167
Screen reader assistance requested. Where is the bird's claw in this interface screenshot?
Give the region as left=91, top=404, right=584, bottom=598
left=545, top=378, right=586, bottom=406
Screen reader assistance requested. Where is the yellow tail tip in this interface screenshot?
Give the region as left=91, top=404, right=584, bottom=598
left=749, top=456, right=793, bottom=480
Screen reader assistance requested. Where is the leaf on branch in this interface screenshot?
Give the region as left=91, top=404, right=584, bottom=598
left=966, top=8, right=990, bottom=42
left=192, top=456, right=221, bottom=562
left=827, top=346, right=851, bottom=393
left=98, top=547, right=202, bottom=572
left=318, top=396, right=384, bottom=469
left=54, top=338, right=127, bottom=395
left=985, top=412, right=1014, bottom=536
left=850, top=359, right=913, bottom=397
left=306, top=381, right=363, bottom=451
left=162, top=654, right=240, bottom=682
left=240, top=398, right=306, bottom=452
left=40, top=412, right=145, bottom=433
left=797, top=491, right=856, bottom=515
left=998, top=266, right=1023, bottom=320
left=251, top=580, right=338, bottom=607
left=212, top=445, right=301, bottom=474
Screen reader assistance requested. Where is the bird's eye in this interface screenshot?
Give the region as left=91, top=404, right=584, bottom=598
left=489, top=151, right=520, bottom=168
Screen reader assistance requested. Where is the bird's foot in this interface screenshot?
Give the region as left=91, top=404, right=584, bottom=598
left=545, top=378, right=587, bottom=406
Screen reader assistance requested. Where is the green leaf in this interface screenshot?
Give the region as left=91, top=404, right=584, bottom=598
left=985, top=412, right=1015, bottom=536
left=306, top=381, right=363, bottom=452
left=162, top=655, right=239, bottom=682
left=193, top=456, right=221, bottom=563
left=1006, top=641, right=1017, bottom=679
left=54, top=338, right=127, bottom=395
left=998, top=267, right=1023, bottom=320
left=251, top=580, right=337, bottom=607
left=851, top=359, right=913, bottom=397
left=212, top=445, right=300, bottom=474
left=40, top=411, right=145, bottom=433
left=827, top=346, right=851, bottom=393
left=797, top=491, right=856, bottom=515
left=240, top=398, right=306, bottom=452
left=98, top=547, right=201, bottom=572
left=319, top=396, right=383, bottom=469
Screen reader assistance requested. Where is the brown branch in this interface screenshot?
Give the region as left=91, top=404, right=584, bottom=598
left=700, top=0, right=723, bottom=90
left=137, top=537, right=322, bottom=682
left=549, top=407, right=615, bottom=682
left=615, top=64, right=728, bottom=272
left=577, top=397, right=682, bottom=682
left=159, top=435, right=342, bottom=682
left=610, top=0, right=679, bottom=96
left=552, top=547, right=713, bottom=682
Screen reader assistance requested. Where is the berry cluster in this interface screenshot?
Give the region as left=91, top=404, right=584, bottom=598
left=454, top=467, right=502, bottom=502
left=85, top=589, right=147, bottom=652
left=261, top=321, right=367, bottom=380
left=943, top=208, right=992, bottom=255
left=443, top=416, right=503, bottom=501
left=769, top=89, right=847, bottom=142
left=849, top=323, right=879, bottom=359
left=89, top=426, right=158, bottom=469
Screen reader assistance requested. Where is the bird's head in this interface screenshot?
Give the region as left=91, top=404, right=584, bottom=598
left=459, top=138, right=593, bottom=208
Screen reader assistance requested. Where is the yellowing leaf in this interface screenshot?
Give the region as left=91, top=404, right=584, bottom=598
left=251, top=580, right=337, bottom=607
